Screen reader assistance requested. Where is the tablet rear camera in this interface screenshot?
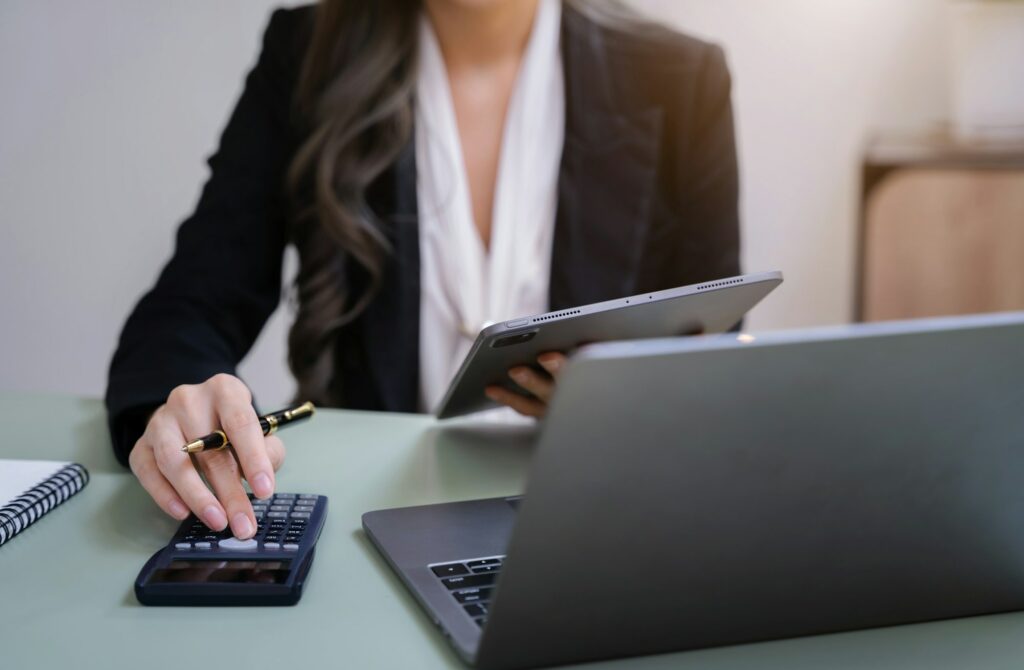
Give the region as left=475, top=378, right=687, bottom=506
left=493, top=330, right=538, bottom=348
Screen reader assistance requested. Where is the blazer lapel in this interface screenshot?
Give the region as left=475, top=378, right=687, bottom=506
left=353, top=8, right=663, bottom=410
left=359, top=140, right=421, bottom=412
left=550, top=7, right=663, bottom=310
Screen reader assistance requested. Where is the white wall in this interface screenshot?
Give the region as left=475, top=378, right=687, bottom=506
left=631, top=0, right=951, bottom=329
left=0, top=0, right=951, bottom=404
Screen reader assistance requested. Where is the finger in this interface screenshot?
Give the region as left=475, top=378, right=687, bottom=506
left=148, top=410, right=228, bottom=531
left=537, top=352, right=567, bottom=378
left=508, top=366, right=554, bottom=403
left=129, top=440, right=190, bottom=520
left=209, top=376, right=275, bottom=499
left=485, top=385, right=546, bottom=418
left=196, top=448, right=257, bottom=539
left=264, top=435, right=286, bottom=472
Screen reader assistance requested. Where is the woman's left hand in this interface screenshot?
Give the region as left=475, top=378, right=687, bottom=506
left=484, top=352, right=568, bottom=418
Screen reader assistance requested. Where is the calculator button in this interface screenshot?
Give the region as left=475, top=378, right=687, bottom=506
left=298, top=494, right=318, bottom=500
left=194, top=542, right=212, bottom=549
left=274, top=493, right=297, bottom=500
left=283, top=543, right=300, bottom=551
left=293, top=505, right=314, bottom=512
left=174, top=542, right=191, bottom=550
left=264, top=542, right=281, bottom=550
left=218, top=538, right=258, bottom=551
left=290, top=512, right=311, bottom=519
left=270, top=505, right=291, bottom=512
left=267, top=512, right=289, bottom=519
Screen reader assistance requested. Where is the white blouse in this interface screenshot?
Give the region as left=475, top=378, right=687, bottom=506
left=414, top=0, right=565, bottom=413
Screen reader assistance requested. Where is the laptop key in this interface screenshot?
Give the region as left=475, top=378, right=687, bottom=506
left=431, top=563, right=469, bottom=578
left=442, top=573, right=496, bottom=590
left=453, top=588, right=493, bottom=603
left=466, top=558, right=502, bottom=568
left=463, top=603, right=486, bottom=617
left=470, top=564, right=501, bottom=574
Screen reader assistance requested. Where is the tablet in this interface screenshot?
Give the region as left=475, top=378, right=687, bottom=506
left=435, top=270, right=783, bottom=419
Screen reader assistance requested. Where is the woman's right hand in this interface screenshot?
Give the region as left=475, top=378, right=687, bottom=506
left=128, top=373, right=286, bottom=539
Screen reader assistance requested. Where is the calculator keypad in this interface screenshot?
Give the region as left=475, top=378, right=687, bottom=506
left=174, top=493, right=320, bottom=552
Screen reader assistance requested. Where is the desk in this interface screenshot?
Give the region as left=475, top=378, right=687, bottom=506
left=3, top=392, right=1024, bottom=669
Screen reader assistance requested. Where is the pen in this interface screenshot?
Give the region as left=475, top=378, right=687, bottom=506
left=181, top=401, right=316, bottom=454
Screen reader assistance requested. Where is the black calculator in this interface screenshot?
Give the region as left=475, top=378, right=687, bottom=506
left=135, top=492, right=327, bottom=606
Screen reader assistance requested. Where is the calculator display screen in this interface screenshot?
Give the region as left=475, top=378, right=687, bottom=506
left=147, top=560, right=292, bottom=585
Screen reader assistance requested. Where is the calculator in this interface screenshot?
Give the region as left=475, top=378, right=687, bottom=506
left=134, top=492, right=328, bottom=606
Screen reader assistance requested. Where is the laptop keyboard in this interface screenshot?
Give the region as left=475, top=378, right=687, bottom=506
left=429, top=556, right=505, bottom=628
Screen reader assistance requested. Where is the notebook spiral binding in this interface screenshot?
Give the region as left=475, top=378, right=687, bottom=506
left=0, top=463, right=89, bottom=547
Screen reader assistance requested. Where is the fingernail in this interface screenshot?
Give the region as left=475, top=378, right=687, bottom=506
left=203, top=505, right=227, bottom=531
left=252, top=471, right=273, bottom=499
left=485, top=388, right=500, bottom=400
left=168, top=500, right=189, bottom=520
left=546, top=357, right=563, bottom=372
left=231, top=513, right=254, bottom=539
left=511, top=369, right=528, bottom=382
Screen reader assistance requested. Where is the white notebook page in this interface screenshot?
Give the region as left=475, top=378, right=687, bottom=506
left=0, top=460, right=70, bottom=506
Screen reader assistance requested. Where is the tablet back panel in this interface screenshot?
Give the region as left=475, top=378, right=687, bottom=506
left=477, top=312, right=1024, bottom=669
left=436, top=271, right=782, bottom=418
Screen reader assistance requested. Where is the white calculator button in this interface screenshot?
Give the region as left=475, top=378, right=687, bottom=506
left=298, top=494, right=318, bottom=500
left=194, top=542, right=212, bottom=549
left=283, top=543, right=299, bottom=551
left=218, top=538, right=258, bottom=551
left=264, top=542, right=281, bottom=550
left=174, top=542, right=191, bottom=550
left=290, top=512, right=311, bottom=519
left=267, top=511, right=289, bottom=519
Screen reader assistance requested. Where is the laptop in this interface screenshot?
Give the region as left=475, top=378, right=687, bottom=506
left=363, top=311, right=1024, bottom=669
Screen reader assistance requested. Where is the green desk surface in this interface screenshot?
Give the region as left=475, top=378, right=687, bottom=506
left=3, top=392, right=1024, bottom=669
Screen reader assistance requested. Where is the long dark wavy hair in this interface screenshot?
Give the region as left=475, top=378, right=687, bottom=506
left=286, top=0, right=645, bottom=405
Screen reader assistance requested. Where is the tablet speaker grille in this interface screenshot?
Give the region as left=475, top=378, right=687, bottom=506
left=695, top=278, right=745, bottom=291
left=533, top=309, right=581, bottom=323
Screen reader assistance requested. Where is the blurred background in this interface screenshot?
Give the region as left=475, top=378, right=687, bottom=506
left=2, top=0, right=1022, bottom=407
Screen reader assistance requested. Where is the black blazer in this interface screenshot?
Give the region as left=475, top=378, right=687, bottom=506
left=106, top=4, right=740, bottom=465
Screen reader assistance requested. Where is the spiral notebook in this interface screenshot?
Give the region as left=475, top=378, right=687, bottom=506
left=0, top=460, right=90, bottom=547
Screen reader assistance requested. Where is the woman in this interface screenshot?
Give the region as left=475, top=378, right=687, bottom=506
left=106, top=0, right=740, bottom=540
